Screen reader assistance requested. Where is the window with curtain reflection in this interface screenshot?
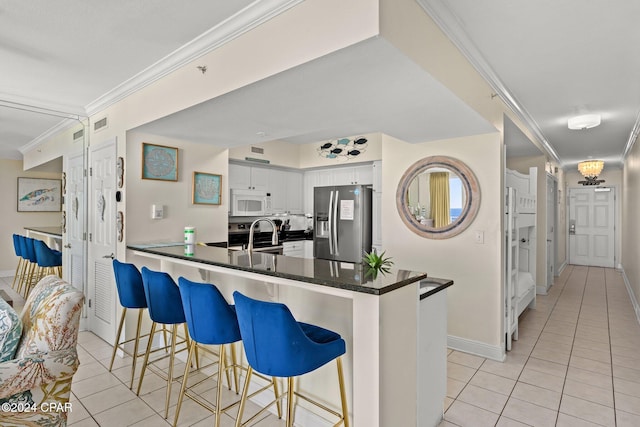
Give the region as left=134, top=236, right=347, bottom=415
left=430, top=172, right=450, bottom=228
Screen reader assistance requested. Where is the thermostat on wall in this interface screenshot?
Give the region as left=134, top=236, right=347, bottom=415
left=151, top=204, right=164, bottom=219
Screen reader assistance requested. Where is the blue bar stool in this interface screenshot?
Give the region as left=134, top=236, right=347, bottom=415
left=110, top=259, right=154, bottom=389
left=11, top=234, right=25, bottom=290
left=33, top=238, right=62, bottom=282
left=137, top=267, right=191, bottom=419
left=233, top=291, right=350, bottom=427
left=16, top=235, right=31, bottom=296
left=173, top=278, right=243, bottom=427
left=22, top=237, right=39, bottom=297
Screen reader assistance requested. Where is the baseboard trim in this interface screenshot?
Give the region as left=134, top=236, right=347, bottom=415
left=536, top=285, right=548, bottom=295
left=557, top=261, right=567, bottom=275
left=620, top=267, right=640, bottom=327
left=447, top=335, right=505, bottom=362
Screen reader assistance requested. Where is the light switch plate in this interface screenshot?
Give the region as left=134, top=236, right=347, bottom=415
left=475, top=231, right=484, bottom=244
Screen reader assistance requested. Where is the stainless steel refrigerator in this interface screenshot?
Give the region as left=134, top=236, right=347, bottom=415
left=314, top=184, right=372, bottom=263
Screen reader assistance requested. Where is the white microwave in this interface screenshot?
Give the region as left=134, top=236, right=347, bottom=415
left=230, top=189, right=269, bottom=216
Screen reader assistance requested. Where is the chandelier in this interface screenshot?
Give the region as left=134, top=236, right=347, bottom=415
left=577, top=160, right=605, bottom=186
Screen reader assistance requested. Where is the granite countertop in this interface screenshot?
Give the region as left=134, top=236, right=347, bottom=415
left=128, top=243, right=428, bottom=295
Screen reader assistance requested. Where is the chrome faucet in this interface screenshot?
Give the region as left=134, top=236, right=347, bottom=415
left=247, top=218, right=278, bottom=252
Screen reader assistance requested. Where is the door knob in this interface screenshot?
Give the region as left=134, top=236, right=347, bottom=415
left=64, top=244, right=71, bottom=248
left=102, top=253, right=115, bottom=259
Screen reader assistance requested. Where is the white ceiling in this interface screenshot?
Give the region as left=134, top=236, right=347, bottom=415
left=0, top=0, right=255, bottom=159
left=134, top=38, right=495, bottom=147
left=420, top=0, right=640, bottom=169
left=2, top=1, right=639, bottom=172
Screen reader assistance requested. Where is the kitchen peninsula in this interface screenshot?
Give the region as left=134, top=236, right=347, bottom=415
left=128, top=243, right=451, bottom=427
left=24, top=226, right=63, bottom=250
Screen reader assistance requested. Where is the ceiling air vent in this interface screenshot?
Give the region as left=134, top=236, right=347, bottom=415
left=94, top=117, right=108, bottom=131
left=251, top=146, right=264, bottom=155
left=73, top=129, right=84, bottom=141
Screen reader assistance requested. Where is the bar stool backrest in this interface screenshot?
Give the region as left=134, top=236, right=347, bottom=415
left=24, top=238, right=37, bottom=263
left=112, top=260, right=146, bottom=309
left=177, top=277, right=240, bottom=345
left=33, top=239, right=62, bottom=268
left=233, top=291, right=345, bottom=377
left=12, top=234, right=21, bottom=257
left=140, top=267, right=185, bottom=325
left=18, top=236, right=29, bottom=261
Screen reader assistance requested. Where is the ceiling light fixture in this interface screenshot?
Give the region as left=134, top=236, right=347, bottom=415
left=568, top=114, right=601, bottom=130
left=577, top=160, right=605, bottom=186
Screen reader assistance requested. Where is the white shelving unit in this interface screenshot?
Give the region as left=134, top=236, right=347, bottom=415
left=505, top=167, right=537, bottom=351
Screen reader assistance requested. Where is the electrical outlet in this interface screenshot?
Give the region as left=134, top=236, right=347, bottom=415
left=475, top=231, right=484, bottom=244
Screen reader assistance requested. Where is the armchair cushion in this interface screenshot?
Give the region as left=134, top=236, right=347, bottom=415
left=0, top=298, right=21, bottom=362
left=0, top=275, right=83, bottom=426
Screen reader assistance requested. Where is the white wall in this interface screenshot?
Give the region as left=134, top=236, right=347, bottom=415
left=622, top=138, right=640, bottom=322
left=0, top=159, right=63, bottom=274
left=125, top=132, right=229, bottom=247
left=229, top=140, right=302, bottom=169
left=382, top=132, right=504, bottom=359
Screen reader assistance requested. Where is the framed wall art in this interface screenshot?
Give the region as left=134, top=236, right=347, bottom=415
left=17, top=177, right=62, bottom=212
left=192, top=172, right=222, bottom=205
left=141, top=142, right=178, bottom=181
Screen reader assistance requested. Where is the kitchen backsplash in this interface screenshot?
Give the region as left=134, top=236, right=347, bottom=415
left=229, top=214, right=312, bottom=231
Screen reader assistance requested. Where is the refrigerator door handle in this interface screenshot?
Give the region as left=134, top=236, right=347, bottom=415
left=328, top=190, right=334, bottom=255
left=332, top=190, right=339, bottom=256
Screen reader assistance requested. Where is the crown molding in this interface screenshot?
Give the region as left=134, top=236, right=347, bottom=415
left=19, top=118, right=83, bottom=155
left=85, top=0, right=303, bottom=116
left=622, top=109, right=640, bottom=160
left=0, top=95, right=86, bottom=118
left=416, top=0, right=560, bottom=164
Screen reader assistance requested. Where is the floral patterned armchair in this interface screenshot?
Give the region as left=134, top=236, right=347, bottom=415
left=0, top=275, right=84, bottom=426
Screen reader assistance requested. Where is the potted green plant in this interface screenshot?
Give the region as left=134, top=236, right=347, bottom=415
left=362, top=249, right=393, bottom=278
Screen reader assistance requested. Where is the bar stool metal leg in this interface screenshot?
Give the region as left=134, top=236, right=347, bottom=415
left=337, top=357, right=350, bottom=427
left=164, top=324, right=179, bottom=419
left=136, top=322, right=157, bottom=396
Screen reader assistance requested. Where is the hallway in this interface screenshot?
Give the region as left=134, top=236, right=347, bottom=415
left=442, top=266, right=640, bottom=426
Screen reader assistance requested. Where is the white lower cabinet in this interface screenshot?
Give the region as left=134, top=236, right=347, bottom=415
left=283, top=240, right=313, bottom=259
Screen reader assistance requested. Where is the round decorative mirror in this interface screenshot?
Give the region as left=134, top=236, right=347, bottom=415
left=396, top=155, right=480, bottom=239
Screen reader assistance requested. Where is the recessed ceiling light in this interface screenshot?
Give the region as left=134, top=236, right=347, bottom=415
left=568, top=114, right=601, bottom=130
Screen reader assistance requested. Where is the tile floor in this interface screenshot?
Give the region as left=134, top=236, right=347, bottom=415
left=1, top=264, right=639, bottom=426
left=442, top=265, right=640, bottom=427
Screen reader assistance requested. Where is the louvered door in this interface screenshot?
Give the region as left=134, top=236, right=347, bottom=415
left=88, top=138, right=117, bottom=344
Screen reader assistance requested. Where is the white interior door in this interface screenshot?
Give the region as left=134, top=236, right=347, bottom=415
left=63, top=151, right=87, bottom=326
left=569, top=187, right=615, bottom=267
left=88, top=138, right=117, bottom=344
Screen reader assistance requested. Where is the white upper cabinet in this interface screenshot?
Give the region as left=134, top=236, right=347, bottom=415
left=285, top=171, right=303, bottom=214
left=303, top=163, right=375, bottom=214
left=372, top=160, right=382, bottom=192
left=268, top=169, right=288, bottom=213
left=228, top=163, right=269, bottom=191
left=267, top=169, right=303, bottom=214
left=331, top=164, right=373, bottom=186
